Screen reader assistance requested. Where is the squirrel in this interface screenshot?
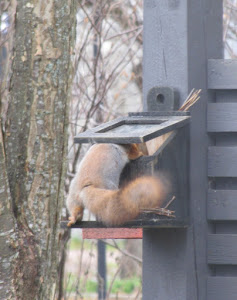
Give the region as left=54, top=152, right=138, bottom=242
left=66, top=143, right=169, bottom=226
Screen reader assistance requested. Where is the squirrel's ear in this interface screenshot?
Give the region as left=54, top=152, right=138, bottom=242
left=127, top=144, right=144, bottom=160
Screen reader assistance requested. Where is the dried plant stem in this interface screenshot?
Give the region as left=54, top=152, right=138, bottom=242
left=146, top=89, right=201, bottom=156
left=179, top=89, right=201, bottom=112
left=106, top=264, right=122, bottom=300
left=102, top=240, right=142, bottom=264
left=141, top=196, right=176, bottom=218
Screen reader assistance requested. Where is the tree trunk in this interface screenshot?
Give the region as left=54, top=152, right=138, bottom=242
left=0, top=0, right=76, bottom=299
left=120, top=240, right=142, bottom=279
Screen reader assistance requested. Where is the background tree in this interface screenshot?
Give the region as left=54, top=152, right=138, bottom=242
left=0, top=0, right=76, bottom=299
left=223, top=0, right=237, bottom=58
left=63, top=1, right=143, bottom=298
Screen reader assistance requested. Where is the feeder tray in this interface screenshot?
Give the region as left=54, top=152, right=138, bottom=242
left=74, top=111, right=190, bottom=144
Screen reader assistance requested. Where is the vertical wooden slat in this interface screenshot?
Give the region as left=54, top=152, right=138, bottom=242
left=142, top=1, right=223, bottom=299
left=142, top=2, right=189, bottom=299
left=143, top=229, right=187, bottom=299
left=98, top=240, right=106, bottom=300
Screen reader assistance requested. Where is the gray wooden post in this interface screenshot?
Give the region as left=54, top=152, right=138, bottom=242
left=142, top=1, right=222, bottom=299
left=98, top=240, right=106, bottom=300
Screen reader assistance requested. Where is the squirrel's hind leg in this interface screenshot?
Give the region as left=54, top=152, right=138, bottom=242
left=67, top=206, right=84, bottom=227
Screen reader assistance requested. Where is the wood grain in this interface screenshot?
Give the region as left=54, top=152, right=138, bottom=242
left=207, top=189, right=237, bottom=221
left=141, top=1, right=224, bottom=298
left=82, top=228, right=143, bottom=239
left=60, top=218, right=189, bottom=229
left=208, top=59, right=237, bottom=89
left=208, top=234, right=237, bottom=265
left=74, top=115, right=190, bottom=144
left=208, top=147, right=237, bottom=177
left=207, top=103, right=237, bottom=132
left=207, top=276, right=237, bottom=300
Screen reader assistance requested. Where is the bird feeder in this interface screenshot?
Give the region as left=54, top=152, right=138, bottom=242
left=61, top=87, right=190, bottom=238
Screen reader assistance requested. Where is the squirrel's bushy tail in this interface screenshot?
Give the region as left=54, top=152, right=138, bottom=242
left=84, top=176, right=169, bottom=226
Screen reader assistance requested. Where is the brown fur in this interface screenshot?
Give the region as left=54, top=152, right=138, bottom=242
left=66, top=143, right=168, bottom=226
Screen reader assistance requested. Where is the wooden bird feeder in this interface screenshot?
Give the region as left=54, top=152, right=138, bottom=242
left=61, top=87, right=190, bottom=239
